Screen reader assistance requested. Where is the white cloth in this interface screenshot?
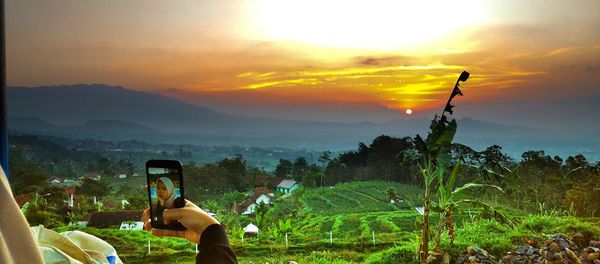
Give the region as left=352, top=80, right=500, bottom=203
left=0, top=168, right=44, bottom=264
left=0, top=167, right=122, bottom=264
left=31, top=225, right=123, bottom=264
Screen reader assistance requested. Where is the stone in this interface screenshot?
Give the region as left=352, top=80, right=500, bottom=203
left=456, top=247, right=497, bottom=264
left=541, top=234, right=583, bottom=264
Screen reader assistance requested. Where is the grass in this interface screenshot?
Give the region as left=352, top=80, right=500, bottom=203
left=51, top=181, right=600, bottom=264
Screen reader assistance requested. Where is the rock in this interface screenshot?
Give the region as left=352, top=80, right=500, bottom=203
left=455, top=247, right=497, bottom=264
left=582, top=243, right=600, bottom=264
left=427, top=251, right=450, bottom=264
left=540, top=234, right=583, bottom=264
left=572, top=233, right=587, bottom=249
left=565, top=248, right=581, bottom=263
left=499, top=245, right=541, bottom=264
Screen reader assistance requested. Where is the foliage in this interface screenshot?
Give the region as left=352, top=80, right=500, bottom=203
left=364, top=244, right=418, bottom=264
left=275, top=159, right=293, bottom=178
left=24, top=195, right=65, bottom=228
left=78, top=178, right=111, bottom=197
left=124, top=195, right=147, bottom=210
left=229, top=225, right=245, bottom=241
left=293, top=156, right=309, bottom=182
left=202, top=199, right=220, bottom=214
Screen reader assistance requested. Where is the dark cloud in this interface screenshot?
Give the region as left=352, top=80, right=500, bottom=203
left=359, top=58, right=379, bottom=66
left=354, top=55, right=414, bottom=66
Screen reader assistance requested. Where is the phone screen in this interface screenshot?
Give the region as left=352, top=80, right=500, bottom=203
left=146, top=160, right=186, bottom=230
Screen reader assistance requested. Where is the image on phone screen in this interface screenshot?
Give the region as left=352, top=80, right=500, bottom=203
left=148, top=166, right=184, bottom=227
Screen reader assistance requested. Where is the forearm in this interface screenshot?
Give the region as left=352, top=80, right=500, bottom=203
left=196, top=224, right=237, bottom=264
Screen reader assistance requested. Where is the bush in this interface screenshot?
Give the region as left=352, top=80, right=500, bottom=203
left=364, top=244, right=417, bottom=264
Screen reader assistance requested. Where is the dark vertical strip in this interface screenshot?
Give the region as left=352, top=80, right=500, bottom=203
left=0, top=0, right=8, bottom=178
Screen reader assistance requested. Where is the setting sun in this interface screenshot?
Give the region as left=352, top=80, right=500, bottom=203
left=406, top=109, right=413, bottom=115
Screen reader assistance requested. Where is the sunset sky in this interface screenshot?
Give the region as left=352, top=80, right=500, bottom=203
left=6, top=0, right=600, bottom=125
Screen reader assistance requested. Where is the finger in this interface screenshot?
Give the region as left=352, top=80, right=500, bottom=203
left=142, top=209, right=152, bottom=230
left=151, top=228, right=185, bottom=238
left=162, top=208, right=188, bottom=225
left=141, top=208, right=150, bottom=221
left=151, top=228, right=198, bottom=244
left=184, top=199, right=199, bottom=209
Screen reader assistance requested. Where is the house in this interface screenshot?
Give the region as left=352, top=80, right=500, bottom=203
left=236, top=188, right=273, bottom=215
left=117, top=174, right=127, bottom=179
left=87, top=210, right=144, bottom=228
left=268, top=177, right=285, bottom=189
left=243, top=223, right=259, bottom=238
left=389, top=195, right=405, bottom=204
left=63, top=179, right=75, bottom=184
left=50, top=177, right=62, bottom=185
left=85, top=172, right=101, bottom=180
left=245, top=175, right=284, bottom=189
left=276, top=179, right=300, bottom=194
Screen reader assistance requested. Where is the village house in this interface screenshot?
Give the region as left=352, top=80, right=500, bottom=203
left=62, top=178, right=75, bottom=185
left=246, top=175, right=285, bottom=189
left=50, top=177, right=62, bottom=185
left=243, top=223, right=259, bottom=238
left=236, top=187, right=273, bottom=215
left=276, top=179, right=300, bottom=194
left=85, top=172, right=102, bottom=181
left=389, top=195, right=405, bottom=204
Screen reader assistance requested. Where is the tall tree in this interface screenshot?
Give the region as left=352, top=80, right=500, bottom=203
left=218, top=155, right=247, bottom=192
left=275, top=159, right=293, bottom=178
left=78, top=178, right=110, bottom=197
left=292, top=157, right=309, bottom=182
left=318, top=151, right=332, bottom=186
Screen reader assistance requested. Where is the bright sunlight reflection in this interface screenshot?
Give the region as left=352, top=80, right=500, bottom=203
left=246, top=0, right=486, bottom=50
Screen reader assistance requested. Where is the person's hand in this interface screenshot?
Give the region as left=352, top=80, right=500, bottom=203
left=142, top=200, right=219, bottom=244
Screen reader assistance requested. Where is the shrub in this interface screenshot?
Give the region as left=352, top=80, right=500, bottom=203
left=364, top=244, right=417, bottom=264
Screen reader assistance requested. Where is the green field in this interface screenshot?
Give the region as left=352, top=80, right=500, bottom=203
left=55, top=181, right=600, bottom=263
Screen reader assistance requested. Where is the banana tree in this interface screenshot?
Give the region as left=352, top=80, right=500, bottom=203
left=431, top=161, right=504, bottom=251
left=415, top=117, right=456, bottom=263
left=415, top=71, right=468, bottom=264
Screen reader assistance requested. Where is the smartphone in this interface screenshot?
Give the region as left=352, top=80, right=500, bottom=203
left=145, top=159, right=186, bottom=230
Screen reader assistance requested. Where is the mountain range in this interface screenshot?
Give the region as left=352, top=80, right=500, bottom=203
left=7, top=84, right=599, bottom=160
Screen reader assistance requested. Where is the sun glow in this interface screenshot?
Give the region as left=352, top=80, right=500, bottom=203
left=245, top=0, right=486, bottom=50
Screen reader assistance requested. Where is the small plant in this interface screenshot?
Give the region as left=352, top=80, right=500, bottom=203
left=230, top=225, right=245, bottom=242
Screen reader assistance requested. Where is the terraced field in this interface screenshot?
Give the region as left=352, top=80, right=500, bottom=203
left=296, top=211, right=420, bottom=239
left=297, top=181, right=422, bottom=216
left=273, top=181, right=424, bottom=244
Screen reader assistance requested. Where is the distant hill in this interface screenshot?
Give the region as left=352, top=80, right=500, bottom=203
left=8, top=84, right=228, bottom=133
left=8, top=84, right=598, bottom=160
left=9, top=117, right=158, bottom=136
